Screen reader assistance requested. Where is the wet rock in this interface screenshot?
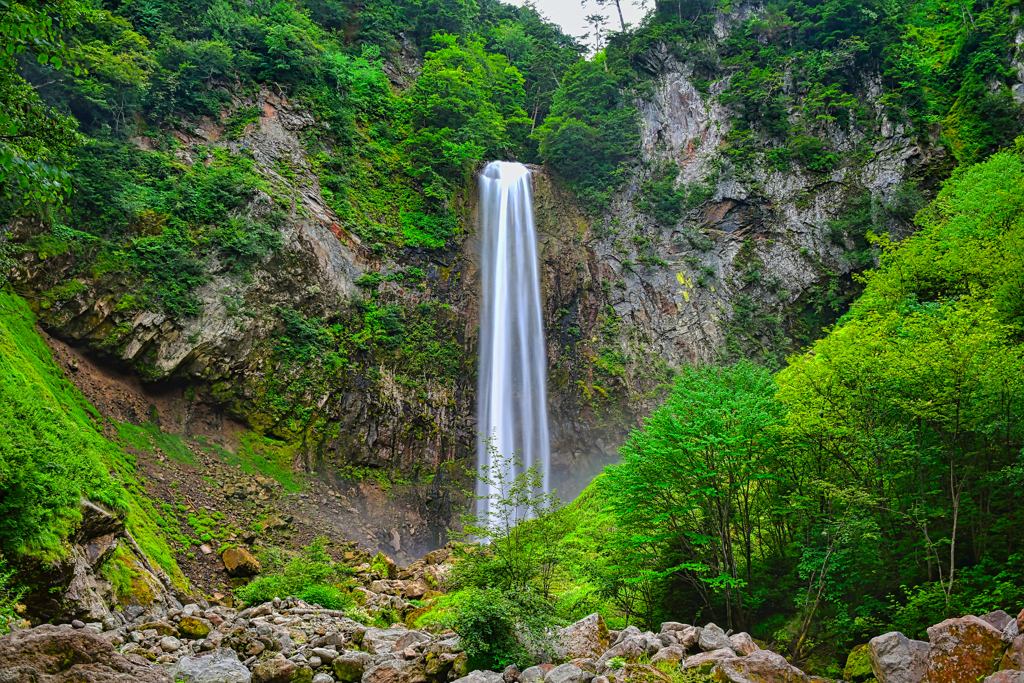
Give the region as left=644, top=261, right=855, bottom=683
left=868, top=631, right=929, bottom=683
left=0, top=624, right=172, bottom=682
left=712, top=650, right=810, bottom=683
left=558, top=613, right=610, bottom=660
left=171, top=648, right=253, bottom=683
left=222, top=547, right=261, bottom=577
left=923, top=615, right=1006, bottom=683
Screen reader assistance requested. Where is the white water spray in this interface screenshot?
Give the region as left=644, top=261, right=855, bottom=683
left=476, top=161, right=551, bottom=516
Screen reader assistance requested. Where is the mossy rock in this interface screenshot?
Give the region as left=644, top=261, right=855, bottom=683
left=405, top=606, right=430, bottom=628
left=179, top=616, right=210, bottom=640
left=844, top=644, right=874, bottom=682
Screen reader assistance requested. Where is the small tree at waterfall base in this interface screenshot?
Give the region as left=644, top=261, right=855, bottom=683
left=451, top=436, right=564, bottom=593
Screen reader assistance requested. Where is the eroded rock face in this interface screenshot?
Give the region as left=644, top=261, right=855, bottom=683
left=869, top=631, right=929, bottom=683
left=0, top=624, right=173, bottom=682
left=923, top=615, right=1007, bottom=683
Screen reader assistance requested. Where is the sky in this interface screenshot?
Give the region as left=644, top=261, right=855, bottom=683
left=506, top=0, right=649, bottom=48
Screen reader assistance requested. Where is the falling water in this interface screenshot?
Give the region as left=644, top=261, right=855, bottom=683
left=476, top=161, right=551, bottom=517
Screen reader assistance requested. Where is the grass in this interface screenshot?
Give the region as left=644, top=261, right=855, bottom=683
left=0, top=288, right=185, bottom=589
left=194, top=433, right=301, bottom=492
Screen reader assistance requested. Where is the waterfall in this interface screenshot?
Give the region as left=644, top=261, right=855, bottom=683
left=476, top=161, right=551, bottom=517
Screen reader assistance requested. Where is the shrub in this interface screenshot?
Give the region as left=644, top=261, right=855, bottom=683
left=299, top=584, right=354, bottom=610
left=236, top=538, right=354, bottom=606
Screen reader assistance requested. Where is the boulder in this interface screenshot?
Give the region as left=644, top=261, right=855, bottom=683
left=0, top=624, right=172, bottom=682
left=161, top=635, right=183, bottom=652
left=558, top=613, right=611, bottom=660
left=361, top=659, right=412, bottom=683
left=987, top=673, right=1024, bottom=683
left=171, top=648, right=253, bottom=683
left=333, top=651, right=373, bottom=683
left=452, top=672, right=505, bottom=683
left=313, top=648, right=339, bottom=664
left=923, top=615, right=1006, bottom=683
left=423, top=548, right=450, bottom=565
left=868, top=631, right=929, bottom=683
left=503, top=664, right=520, bottom=683
left=712, top=650, right=810, bottom=683
left=613, top=626, right=641, bottom=647
left=404, top=579, right=431, bottom=599
left=843, top=644, right=873, bottom=682
left=519, top=666, right=549, bottom=683
left=391, top=631, right=431, bottom=652
left=679, top=626, right=702, bottom=649
left=730, top=633, right=759, bottom=656
left=698, top=625, right=734, bottom=653
left=544, top=664, right=592, bottom=683
left=682, top=648, right=735, bottom=671
left=180, top=616, right=212, bottom=640
left=1002, top=634, right=1024, bottom=670
left=983, top=612, right=1015, bottom=632
left=660, top=622, right=689, bottom=633
left=313, top=675, right=335, bottom=683
left=222, top=547, right=261, bottom=577
left=253, top=659, right=299, bottom=683
left=362, top=628, right=410, bottom=654
left=650, top=645, right=686, bottom=665
left=596, top=635, right=648, bottom=666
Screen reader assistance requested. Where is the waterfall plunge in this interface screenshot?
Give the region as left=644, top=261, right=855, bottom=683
left=476, top=161, right=551, bottom=516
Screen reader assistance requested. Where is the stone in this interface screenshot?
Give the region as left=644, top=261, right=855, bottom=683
left=313, top=648, right=339, bottom=664
left=253, top=658, right=299, bottom=683
left=596, top=635, right=648, bottom=666
left=987, top=673, right=1024, bottom=683
left=309, top=657, right=323, bottom=669
left=868, top=631, right=929, bottom=683
left=698, top=625, right=734, bottom=653
left=843, top=643, right=873, bottom=682
left=682, top=648, right=735, bottom=671
left=172, top=648, right=254, bottom=683
left=613, top=626, right=641, bottom=646
left=423, top=548, right=450, bottom=565
left=650, top=645, right=686, bottom=665
left=404, top=579, right=431, bottom=599
left=558, top=613, right=611, bottom=660
left=313, top=676, right=335, bottom=683
left=0, top=624, right=172, bottom=682
left=181, top=616, right=213, bottom=640
left=452, top=671, right=505, bottom=683
left=983, top=612, right=1015, bottom=632
left=504, top=664, right=520, bottom=683
left=712, top=650, right=810, bottom=683
left=161, top=635, right=183, bottom=652
left=679, top=626, right=702, bottom=649
left=391, top=631, right=431, bottom=652
left=361, top=659, right=412, bottom=683
left=201, top=544, right=214, bottom=555
left=1001, top=634, right=1024, bottom=670
left=72, top=619, right=85, bottom=628
left=660, top=622, right=689, bottom=633
left=730, top=633, right=759, bottom=656
left=923, top=615, right=1006, bottom=683
left=362, top=628, right=411, bottom=654
left=520, top=666, right=548, bottom=683
left=222, top=547, right=261, bottom=577
left=544, top=664, right=592, bottom=683
left=333, top=651, right=373, bottom=682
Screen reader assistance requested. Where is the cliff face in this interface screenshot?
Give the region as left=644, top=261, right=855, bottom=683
left=9, top=39, right=944, bottom=547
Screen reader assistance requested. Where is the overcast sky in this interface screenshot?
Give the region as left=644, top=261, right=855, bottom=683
left=506, top=0, right=649, bottom=49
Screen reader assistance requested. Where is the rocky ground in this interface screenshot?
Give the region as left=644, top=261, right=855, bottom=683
left=3, top=551, right=1022, bottom=683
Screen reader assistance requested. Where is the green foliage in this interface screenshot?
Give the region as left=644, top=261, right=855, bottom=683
left=237, top=538, right=354, bottom=606
left=0, top=554, right=25, bottom=633
left=638, top=162, right=713, bottom=226
left=438, top=586, right=556, bottom=670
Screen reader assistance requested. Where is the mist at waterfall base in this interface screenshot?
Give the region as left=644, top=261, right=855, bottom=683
left=476, top=161, right=551, bottom=519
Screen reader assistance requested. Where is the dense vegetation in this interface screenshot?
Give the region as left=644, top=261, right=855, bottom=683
left=435, top=144, right=1024, bottom=677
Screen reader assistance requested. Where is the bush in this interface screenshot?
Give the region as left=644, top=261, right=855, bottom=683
left=438, top=586, right=557, bottom=670
left=236, top=539, right=354, bottom=606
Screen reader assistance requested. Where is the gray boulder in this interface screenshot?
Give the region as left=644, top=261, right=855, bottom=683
left=361, top=628, right=410, bottom=655
left=558, top=613, right=610, bottom=660
left=334, top=651, right=373, bottom=683
left=660, top=622, right=689, bottom=633
left=650, top=645, right=686, bottom=665
left=519, top=666, right=547, bottom=683
left=981, top=611, right=1014, bottom=632
left=986, top=673, right=1024, bottom=683
left=313, top=648, right=339, bottom=664
left=362, top=659, right=412, bottom=683
left=698, top=625, right=734, bottom=653
left=868, top=631, right=929, bottom=683
left=682, top=648, right=735, bottom=670
left=729, top=633, right=759, bottom=656
left=712, top=650, right=810, bottom=683
left=544, top=664, right=593, bottom=683
left=391, top=631, right=432, bottom=652
left=313, top=675, right=335, bottom=683
left=612, top=626, right=641, bottom=647
left=171, top=648, right=253, bottom=683
left=596, top=635, right=648, bottom=666
left=452, top=671, right=505, bottom=683
left=679, top=626, right=702, bottom=649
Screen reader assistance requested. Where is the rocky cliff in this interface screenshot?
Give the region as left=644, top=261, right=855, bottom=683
left=7, top=26, right=946, bottom=553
